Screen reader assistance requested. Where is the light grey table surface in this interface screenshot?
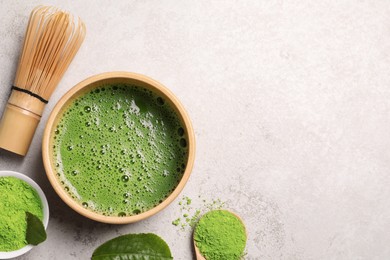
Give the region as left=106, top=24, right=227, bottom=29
left=1, top=1, right=390, bottom=259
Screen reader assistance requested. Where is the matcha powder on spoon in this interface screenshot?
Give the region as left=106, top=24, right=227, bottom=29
left=194, top=210, right=247, bottom=260
left=0, top=177, right=43, bottom=251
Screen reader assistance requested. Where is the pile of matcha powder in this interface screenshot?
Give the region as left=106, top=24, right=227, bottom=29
left=194, top=210, right=246, bottom=260
left=0, top=176, right=43, bottom=251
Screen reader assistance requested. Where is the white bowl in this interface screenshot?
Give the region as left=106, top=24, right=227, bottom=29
left=0, top=170, right=49, bottom=259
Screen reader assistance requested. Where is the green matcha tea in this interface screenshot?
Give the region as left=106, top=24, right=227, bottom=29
left=52, top=84, right=188, bottom=217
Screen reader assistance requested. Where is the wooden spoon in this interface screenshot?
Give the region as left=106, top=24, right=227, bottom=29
left=194, top=241, right=206, bottom=260
left=193, top=210, right=246, bottom=260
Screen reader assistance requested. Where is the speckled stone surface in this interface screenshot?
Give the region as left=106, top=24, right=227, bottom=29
left=1, top=1, right=390, bottom=259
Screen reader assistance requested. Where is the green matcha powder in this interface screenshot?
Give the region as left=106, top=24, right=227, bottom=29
left=0, top=177, right=43, bottom=251
left=194, top=210, right=246, bottom=260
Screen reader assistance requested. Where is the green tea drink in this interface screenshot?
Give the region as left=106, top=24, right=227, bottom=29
left=52, top=84, right=188, bottom=216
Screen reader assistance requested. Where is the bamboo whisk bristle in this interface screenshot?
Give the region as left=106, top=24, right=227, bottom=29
left=14, top=6, right=86, bottom=100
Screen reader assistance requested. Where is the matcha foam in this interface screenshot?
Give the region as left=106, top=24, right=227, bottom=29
left=52, top=84, right=188, bottom=217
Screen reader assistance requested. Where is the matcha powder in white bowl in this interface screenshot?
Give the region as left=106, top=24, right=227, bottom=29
left=0, top=171, right=49, bottom=259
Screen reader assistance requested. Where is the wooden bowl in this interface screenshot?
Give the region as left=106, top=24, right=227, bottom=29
left=42, top=72, right=195, bottom=224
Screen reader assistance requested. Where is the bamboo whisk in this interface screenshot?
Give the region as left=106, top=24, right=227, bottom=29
left=0, top=6, right=86, bottom=156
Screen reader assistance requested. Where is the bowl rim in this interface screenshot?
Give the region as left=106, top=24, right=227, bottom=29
left=0, top=170, right=50, bottom=259
left=42, top=71, right=195, bottom=224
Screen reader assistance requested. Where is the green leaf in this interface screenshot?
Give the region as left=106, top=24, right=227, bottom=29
left=25, top=212, right=47, bottom=245
left=91, top=233, right=173, bottom=260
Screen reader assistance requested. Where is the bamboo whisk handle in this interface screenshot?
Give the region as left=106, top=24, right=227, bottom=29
left=0, top=90, right=46, bottom=155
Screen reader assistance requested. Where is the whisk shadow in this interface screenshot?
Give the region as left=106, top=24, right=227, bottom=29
left=0, top=148, right=24, bottom=163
